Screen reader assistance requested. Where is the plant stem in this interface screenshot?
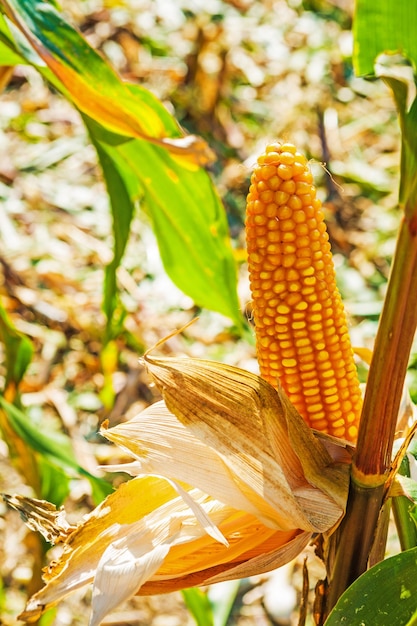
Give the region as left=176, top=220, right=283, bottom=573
left=355, top=215, right=417, bottom=478
left=326, top=479, right=385, bottom=612
left=326, top=212, right=417, bottom=614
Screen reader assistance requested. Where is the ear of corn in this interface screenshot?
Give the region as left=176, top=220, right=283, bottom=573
left=246, top=142, right=361, bottom=442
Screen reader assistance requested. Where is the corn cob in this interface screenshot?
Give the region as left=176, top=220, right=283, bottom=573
left=246, top=142, right=361, bottom=442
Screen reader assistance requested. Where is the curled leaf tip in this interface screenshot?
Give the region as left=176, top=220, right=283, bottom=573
left=160, top=135, right=217, bottom=167
left=3, top=494, right=75, bottom=544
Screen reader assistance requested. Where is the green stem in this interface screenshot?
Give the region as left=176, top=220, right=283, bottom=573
left=326, top=212, right=417, bottom=614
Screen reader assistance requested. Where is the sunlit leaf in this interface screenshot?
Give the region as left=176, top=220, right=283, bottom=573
left=0, top=2, right=242, bottom=327
left=325, top=547, right=417, bottom=625
left=1, top=0, right=214, bottom=166
left=353, top=3, right=417, bottom=212
left=353, top=1, right=417, bottom=76
left=85, top=117, right=242, bottom=327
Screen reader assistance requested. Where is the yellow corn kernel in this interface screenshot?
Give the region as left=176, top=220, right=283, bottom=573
left=246, top=142, right=362, bottom=442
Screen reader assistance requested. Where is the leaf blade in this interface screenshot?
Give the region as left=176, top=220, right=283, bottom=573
left=0, top=397, right=111, bottom=503
left=182, top=588, right=214, bottom=626
left=2, top=0, right=214, bottom=166
left=84, top=118, right=242, bottom=326
left=353, top=1, right=417, bottom=76
left=325, top=547, right=417, bottom=625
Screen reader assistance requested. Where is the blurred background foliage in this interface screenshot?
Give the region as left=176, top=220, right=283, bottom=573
left=0, top=0, right=408, bottom=624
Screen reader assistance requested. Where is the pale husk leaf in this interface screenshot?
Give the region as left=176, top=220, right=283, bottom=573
left=144, top=354, right=350, bottom=532
left=20, top=481, right=307, bottom=624
left=20, top=477, right=199, bottom=621
left=103, top=400, right=300, bottom=529
left=90, top=542, right=171, bottom=626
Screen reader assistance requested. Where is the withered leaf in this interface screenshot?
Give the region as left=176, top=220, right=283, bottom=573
left=2, top=494, right=75, bottom=544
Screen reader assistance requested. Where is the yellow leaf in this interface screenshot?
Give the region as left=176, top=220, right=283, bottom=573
left=2, top=494, right=75, bottom=544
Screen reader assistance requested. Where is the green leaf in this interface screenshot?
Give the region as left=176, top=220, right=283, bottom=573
left=1, top=1, right=241, bottom=327
left=325, top=547, right=417, bottom=625
left=91, top=137, right=136, bottom=338
left=1, top=0, right=215, bottom=168
left=0, top=300, right=33, bottom=390
left=381, top=78, right=417, bottom=211
left=0, top=397, right=112, bottom=504
left=38, top=455, right=70, bottom=507
left=353, top=1, right=417, bottom=76
left=0, top=36, right=25, bottom=64
left=182, top=588, right=214, bottom=626
left=353, top=3, right=417, bottom=213
left=122, top=140, right=241, bottom=325
left=84, top=117, right=243, bottom=328
left=208, top=580, right=241, bottom=626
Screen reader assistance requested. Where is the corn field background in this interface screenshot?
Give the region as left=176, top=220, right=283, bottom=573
left=0, top=0, right=411, bottom=624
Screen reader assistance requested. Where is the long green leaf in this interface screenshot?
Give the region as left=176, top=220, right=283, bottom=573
left=92, top=139, right=136, bottom=339
left=0, top=397, right=112, bottom=504
left=325, top=547, right=417, bottom=625
left=85, top=117, right=243, bottom=328
left=0, top=0, right=214, bottom=166
left=0, top=0, right=242, bottom=328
